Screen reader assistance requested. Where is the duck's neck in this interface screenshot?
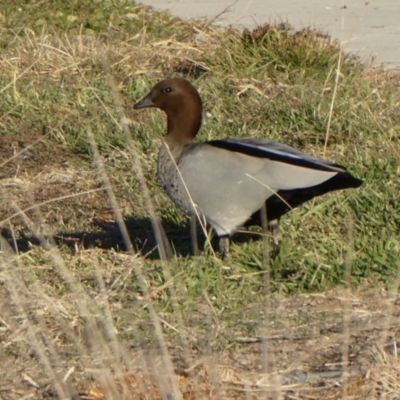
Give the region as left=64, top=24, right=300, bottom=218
left=165, top=101, right=202, bottom=146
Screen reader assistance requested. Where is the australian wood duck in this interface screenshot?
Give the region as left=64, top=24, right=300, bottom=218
left=134, top=78, right=363, bottom=255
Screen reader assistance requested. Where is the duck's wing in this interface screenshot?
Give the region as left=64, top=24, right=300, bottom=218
left=208, top=137, right=349, bottom=173
left=209, top=138, right=364, bottom=226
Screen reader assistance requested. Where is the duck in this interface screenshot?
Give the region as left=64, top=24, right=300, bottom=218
left=134, top=78, right=363, bottom=255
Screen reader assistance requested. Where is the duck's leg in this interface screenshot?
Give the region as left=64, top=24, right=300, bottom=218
left=260, top=203, right=281, bottom=245
left=268, top=219, right=282, bottom=245
left=219, top=235, right=230, bottom=258
left=190, top=215, right=199, bottom=256
left=260, top=203, right=269, bottom=232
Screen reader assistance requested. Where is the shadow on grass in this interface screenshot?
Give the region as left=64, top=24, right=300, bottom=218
left=1, top=215, right=266, bottom=260
left=0, top=216, right=197, bottom=259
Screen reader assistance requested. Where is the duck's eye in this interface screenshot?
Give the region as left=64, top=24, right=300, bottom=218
left=163, top=87, right=172, bottom=94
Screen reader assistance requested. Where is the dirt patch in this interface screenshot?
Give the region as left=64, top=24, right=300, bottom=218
left=1, top=279, right=400, bottom=399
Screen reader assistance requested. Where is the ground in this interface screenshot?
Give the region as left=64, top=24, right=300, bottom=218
left=0, top=1, right=399, bottom=399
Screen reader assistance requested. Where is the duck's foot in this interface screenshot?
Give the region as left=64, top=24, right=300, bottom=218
left=219, top=235, right=230, bottom=259
left=268, top=219, right=282, bottom=245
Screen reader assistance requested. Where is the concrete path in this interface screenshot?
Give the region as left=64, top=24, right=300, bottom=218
left=138, top=0, right=400, bottom=68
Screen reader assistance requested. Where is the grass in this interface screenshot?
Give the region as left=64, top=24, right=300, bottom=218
left=0, top=0, right=400, bottom=398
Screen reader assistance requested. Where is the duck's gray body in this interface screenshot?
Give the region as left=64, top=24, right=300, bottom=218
left=158, top=137, right=359, bottom=237
left=134, top=77, right=363, bottom=254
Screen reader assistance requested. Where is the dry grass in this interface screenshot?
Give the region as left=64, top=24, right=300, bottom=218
left=2, top=265, right=400, bottom=399
left=0, top=1, right=400, bottom=399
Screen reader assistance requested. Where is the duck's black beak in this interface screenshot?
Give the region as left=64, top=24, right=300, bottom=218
left=133, top=91, right=154, bottom=109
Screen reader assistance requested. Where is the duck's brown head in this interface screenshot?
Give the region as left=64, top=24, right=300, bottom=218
left=134, top=78, right=203, bottom=142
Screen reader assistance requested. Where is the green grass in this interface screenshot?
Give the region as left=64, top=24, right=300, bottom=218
left=0, top=0, right=400, bottom=398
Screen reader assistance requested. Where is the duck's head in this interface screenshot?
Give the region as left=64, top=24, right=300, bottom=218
left=134, top=78, right=203, bottom=142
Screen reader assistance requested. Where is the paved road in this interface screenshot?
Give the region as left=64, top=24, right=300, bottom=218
left=138, top=0, right=400, bottom=68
